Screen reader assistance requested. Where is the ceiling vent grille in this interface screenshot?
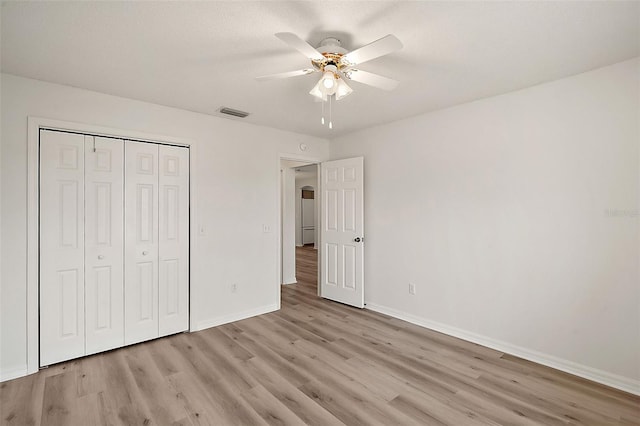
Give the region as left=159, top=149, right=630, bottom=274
left=219, top=107, right=250, bottom=118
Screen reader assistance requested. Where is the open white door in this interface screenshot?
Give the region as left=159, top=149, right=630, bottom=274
left=320, top=157, right=364, bottom=308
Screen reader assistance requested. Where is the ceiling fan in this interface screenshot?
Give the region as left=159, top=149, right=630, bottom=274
left=256, top=32, right=403, bottom=102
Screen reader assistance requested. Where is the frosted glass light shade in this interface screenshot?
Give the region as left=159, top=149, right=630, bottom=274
left=335, top=78, right=353, bottom=100
left=322, top=71, right=335, bottom=89
left=309, top=79, right=328, bottom=101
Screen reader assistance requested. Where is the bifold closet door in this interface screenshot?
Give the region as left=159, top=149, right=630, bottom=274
left=41, top=132, right=190, bottom=363
left=84, top=136, right=125, bottom=355
left=40, top=131, right=86, bottom=366
left=124, top=141, right=160, bottom=345
left=158, top=145, right=189, bottom=336
left=124, top=142, right=189, bottom=343
left=40, top=132, right=125, bottom=365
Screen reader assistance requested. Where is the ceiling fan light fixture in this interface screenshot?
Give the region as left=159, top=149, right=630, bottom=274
left=309, top=79, right=328, bottom=101
left=334, top=78, right=353, bottom=100
left=322, top=71, right=336, bottom=89
left=260, top=32, right=402, bottom=128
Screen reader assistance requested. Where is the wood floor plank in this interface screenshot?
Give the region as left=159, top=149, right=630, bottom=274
left=199, top=327, right=254, bottom=362
left=146, top=335, right=183, bottom=377
left=292, top=339, right=399, bottom=402
left=390, top=392, right=498, bottom=426
left=77, top=355, right=105, bottom=397
left=0, top=373, right=42, bottom=426
left=241, top=356, right=346, bottom=426
left=2, top=245, right=639, bottom=426
left=240, top=384, right=307, bottom=426
left=298, top=378, right=421, bottom=426
left=75, top=393, right=106, bottom=426
left=166, top=371, right=247, bottom=426
left=453, top=389, right=563, bottom=426
left=40, top=372, right=79, bottom=426
left=475, top=370, right=628, bottom=425
left=123, top=346, right=189, bottom=426
left=218, top=326, right=313, bottom=389
left=100, top=350, right=156, bottom=425
left=187, top=331, right=258, bottom=394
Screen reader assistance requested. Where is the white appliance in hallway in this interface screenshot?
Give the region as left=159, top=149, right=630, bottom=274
left=301, top=189, right=315, bottom=245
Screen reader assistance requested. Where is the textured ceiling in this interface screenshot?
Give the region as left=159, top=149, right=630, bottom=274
left=2, top=1, right=638, bottom=139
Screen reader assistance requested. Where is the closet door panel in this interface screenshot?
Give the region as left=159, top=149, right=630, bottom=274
left=124, top=141, right=159, bottom=344
left=158, top=146, right=189, bottom=336
left=85, top=136, right=125, bottom=355
left=39, top=130, right=86, bottom=366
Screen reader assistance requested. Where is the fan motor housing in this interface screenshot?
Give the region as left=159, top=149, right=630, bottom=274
left=318, top=37, right=347, bottom=54
left=312, top=37, right=349, bottom=72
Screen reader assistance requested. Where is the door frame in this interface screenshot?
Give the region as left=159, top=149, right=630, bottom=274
left=277, top=153, right=322, bottom=306
left=26, top=116, right=196, bottom=375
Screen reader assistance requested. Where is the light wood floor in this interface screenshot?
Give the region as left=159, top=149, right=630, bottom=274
left=2, top=245, right=639, bottom=425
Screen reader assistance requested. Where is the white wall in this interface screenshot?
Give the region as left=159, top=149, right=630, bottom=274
left=295, top=175, right=318, bottom=247
left=330, top=58, right=640, bottom=393
left=281, top=166, right=297, bottom=284
left=0, top=73, right=329, bottom=380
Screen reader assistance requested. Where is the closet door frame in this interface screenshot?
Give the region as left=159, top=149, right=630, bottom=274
left=26, top=117, right=196, bottom=374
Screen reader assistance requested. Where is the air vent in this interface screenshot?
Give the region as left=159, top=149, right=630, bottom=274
left=219, top=107, right=250, bottom=118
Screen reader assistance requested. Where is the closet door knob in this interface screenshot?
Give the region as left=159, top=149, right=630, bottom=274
left=97, top=255, right=104, bottom=260
left=142, top=250, right=149, bottom=256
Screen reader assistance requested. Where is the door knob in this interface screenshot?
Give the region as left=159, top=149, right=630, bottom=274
left=142, top=251, right=149, bottom=256
left=354, top=237, right=362, bottom=242
left=97, top=255, right=104, bottom=260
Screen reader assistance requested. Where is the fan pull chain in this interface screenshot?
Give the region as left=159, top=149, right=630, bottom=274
left=321, top=99, right=325, bottom=125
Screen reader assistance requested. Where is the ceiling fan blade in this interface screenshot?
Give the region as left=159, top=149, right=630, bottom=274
left=256, top=69, right=315, bottom=81
left=343, top=69, right=399, bottom=91
left=340, top=34, right=402, bottom=66
left=275, top=32, right=326, bottom=61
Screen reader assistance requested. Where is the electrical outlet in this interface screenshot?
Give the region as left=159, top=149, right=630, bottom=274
left=231, top=283, right=238, bottom=293
left=409, top=283, right=416, bottom=295
left=263, top=224, right=271, bottom=233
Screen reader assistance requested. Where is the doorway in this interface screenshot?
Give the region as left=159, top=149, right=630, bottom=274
left=280, top=159, right=319, bottom=291
left=278, top=155, right=365, bottom=310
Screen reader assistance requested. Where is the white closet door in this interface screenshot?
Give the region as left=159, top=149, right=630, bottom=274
left=124, top=141, right=159, bottom=344
left=85, top=136, right=125, bottom=355
left=40, top=130, right=86, bottom=366
left=158, top=145, right=189, bottom=336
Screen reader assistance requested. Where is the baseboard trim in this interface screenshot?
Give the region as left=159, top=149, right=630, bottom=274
left=193, top=303, right=279, bottom=331
left=0, top=366, right=29, bottom=383
left=282, top=275, right=298, bottom=285
left=365, top=302, right=640, bottom=396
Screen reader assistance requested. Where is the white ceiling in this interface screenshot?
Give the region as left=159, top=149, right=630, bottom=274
left=2, top=1, right=638, bottom=139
